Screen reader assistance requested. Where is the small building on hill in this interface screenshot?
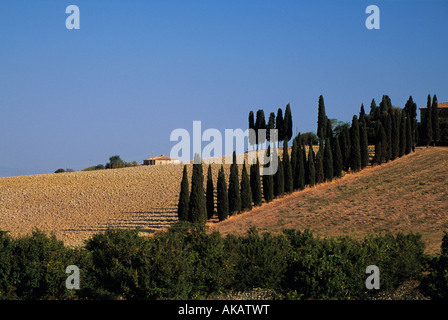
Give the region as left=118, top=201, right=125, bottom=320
left=143, top=154, right=180, bottom=166
left=419, top=102, right=448, bottom=124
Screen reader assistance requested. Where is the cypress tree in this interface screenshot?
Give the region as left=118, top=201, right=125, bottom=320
left=315, top=146, right=324, bottom=184
left=248, top=111, right=256, bottom=151
left=284, top=103, right=293, bottom=142
left=228, top=151, right=241, bottom=215
left=385, top=113, right=392, bottom=162
left=424, top=94, right=433, bottom=146
left=390, top=109, right=399, bottom=161
left=405, top=115, right=412, bottom=155
left=177, top=165, right=190, bottom=222
left=359, top=104, right=366, bottom=122
left=399, top=111, right=406, bottom=157
left=375, top=122, right=387, bottom=164
left=350, top=115, right=361, bottom=172
left=276, top=108, right=285, bottom=145
left=291, top=138, right=298, bottom=189
left=297, top=145, right=306, bottom=190
left=250, top=158, right=262, bottom=206
left=206, top=164, right=214, bottom=220
left=188, top=154, right=207, bottom=223
left=216, top=165, right=229, bottom=221
left=240, top=161, right=253, bottom=212
left=360, top=119, right=369, bottom=168
left=432, top=94, right=440, bottom=146
left=274, top=155, right=284, bottom=198
left=263, top=146, right=274, bottom=202
left=306, top=145, right=316, bottom=187
left=339, top=125, right=351, bottom=171
left=404, top=96, right=417, bottom=151
left=266, top=112, right=276, bottom=145
left=317, top=95, right=327, bottom=141
left=333, top=135, right=343, bottom=178
left=323, top=138, right=334, bottom=181
left=255, top=110, right=266, bottom=150
left=283, top=140, right=293, bottom=193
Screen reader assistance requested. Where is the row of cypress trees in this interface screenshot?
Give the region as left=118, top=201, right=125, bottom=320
left=178, top=94, right=427, bottom=224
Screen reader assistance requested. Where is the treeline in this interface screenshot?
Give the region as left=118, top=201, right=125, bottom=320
left=3, top=226, right=448, bottom=300
left=178, top=94, right=429, bottom=223
left=82, top=155, right=139, bottom=171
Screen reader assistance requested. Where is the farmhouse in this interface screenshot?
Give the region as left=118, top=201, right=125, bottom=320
left=419, top=102, right=448, bottom=124
left=143, top=154, right=180, bottom=166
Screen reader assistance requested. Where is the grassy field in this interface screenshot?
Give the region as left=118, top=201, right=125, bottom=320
left=209, top=147, right=448, bottom=255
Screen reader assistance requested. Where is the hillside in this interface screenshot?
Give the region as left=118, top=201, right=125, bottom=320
left=0, top=147, right=446, bottom=254
left=208, top=147, right=448, bottom=255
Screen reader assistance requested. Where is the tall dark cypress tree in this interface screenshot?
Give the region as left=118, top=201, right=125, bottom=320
left=291, top=138, right=298, bottom=189
left=405, top=115, right=412, bottom=155
left=315, top=146, right=324, bottom=184
left=424, top=94, right=433, bottom=147
left=333, top=135, right=343, bottom=178
left=240, top=161, right=252, bottom=212
left=350, top=115, right=361, bottom=172
left=248, top=111, right=256, bottom=151
left=177, top=165, right=190, bottom=222
left=359, top=104, right=366, bottom=122
left=283, top=140, right=293, bottom=193
left=274, top=155, right=284, bottom=198
left=390, top=109, right=399, bottom=161
left=216, top=165, right=229, bottom=221
left=323, top=138, right=334, bottom=181
left=228, top=151, right=241, bottom=215
left=188, top=154, right=207, bottom=223
left=360, top=119, right=369, bottom=168
left=399, top=111, right=406, bottom=157
left=340, top=125, right=351, bottom=171
left=266, top=112, right=276, bottom=146
left=432, top=94, right=440, bottom=146
left=206, top=164, right=214, bottom=220
left=404, top=96, right=417, bottom=151
left=306, top=145, right=316, bottom=187
left=375, top=122, right=387, bottom=164
left=284, top=103, right=293, bottom=142
left=255, top=110, right=266, bottom=150
left=276, top=108, right=285, bottom=145
left=298, top=145, right=306, bottom=190
left=317, top=95, right=327, bottom=141
left=384, top=113, right=392, bottom=162
left=263, top=146, right=274, bottom=202
left=250, top=158, right=262, bottom=206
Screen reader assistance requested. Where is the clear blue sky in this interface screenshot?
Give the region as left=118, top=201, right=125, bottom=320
left=0, top=0, right=447, bottom=176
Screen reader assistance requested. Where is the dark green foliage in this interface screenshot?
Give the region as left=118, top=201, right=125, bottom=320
left=350, top=115, right=361, bottom=171
left=248, top=110, right=256, bottom=150
left=216, top=166, right=229, bottom=221
left=189, top=154, right=207, bottom=223
left=284, top=103, right=293, bottom=142
left=360, top=119, right=369, bottom=168
left=333, top=136, right=343, bottom=178
left=359, top=103, right=366, bottom=121
left=283, top=140, right=293, bottom=193
left=228, top=152, right=241, bottom=215
left=399, top=111, right=406, bottom=157
left=262, top=147, right=274, bottom=203
left=54, top=168, right=65, bottom=173
left=273, top=156, right=284, bottom=198
left=306, top=145, right=316, bottom=187
left=206, top=165, right=214, bottom=220
left=255, top=109, right=266, bottom=149
left=297, top=132, right=318, bottom=146
left=323, top=139, right=333, bottom=182
left=315, top=146, right=324, bottom=184
left=291, top=138, right=298, bottom=189
left=296, top=145, right=306, bottom=190
left=339, top=125, right=351, bottom=171
left=266, top=112, right=276, bottom=144
left=250, top=159, right=263, bottom=206
left=375, top=122, right=387, bottom=164
left=82, top=164, right=106, bottom=171
left=424, top=94, right=433, bottom=146
left=384, top=113, right=392, bottom=161
left=317, top=95, right=327, bottom=141
left=177, top=165, right=190, bottom=222
left=432, top=94, right=440, bottom=145
left=390, top=109, right=399, bottom=161
left=405, top=114, right=412, bottom=155
left=276, top=108, right=285, bottom=143
left=240, top=161, right=252, bottom=212
left=404, top=96, right=417, bottom=151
